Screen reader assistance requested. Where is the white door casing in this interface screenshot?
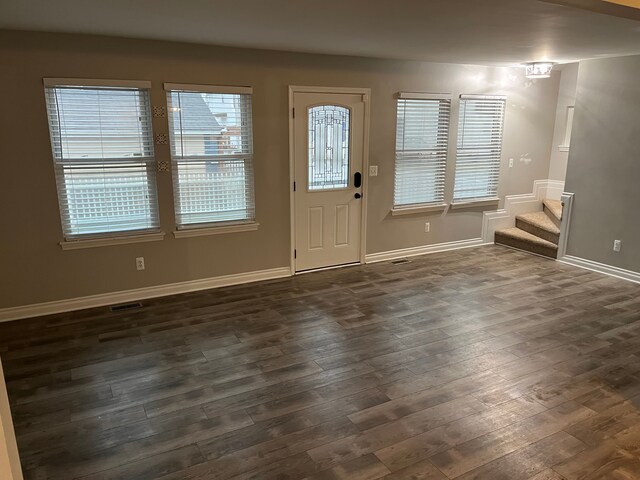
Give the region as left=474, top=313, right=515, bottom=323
left=290, top=88, right=369, bottom=272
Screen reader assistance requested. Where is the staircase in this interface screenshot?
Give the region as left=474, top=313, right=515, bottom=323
left=495, top=199, right=563, bottom=259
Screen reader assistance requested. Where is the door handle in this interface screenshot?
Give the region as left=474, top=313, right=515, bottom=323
left=354, top=172, right=362, bottom=188
left=354, top=193, right=362, bottom=199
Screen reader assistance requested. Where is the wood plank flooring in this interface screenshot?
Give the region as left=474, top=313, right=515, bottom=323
left=1, top=245, right=640, bottom=479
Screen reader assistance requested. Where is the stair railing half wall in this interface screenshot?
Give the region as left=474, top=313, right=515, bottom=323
left=556, top=192, right=575, bottom=259
left=481, top=179, right=565, bottom=245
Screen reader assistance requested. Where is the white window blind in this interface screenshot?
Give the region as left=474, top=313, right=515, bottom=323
left=166, top=85, right=255, bottom=228
left=394, top=94, right=451, bottom=207
left=44, top=82, right=160, bottom=239
left=453, top=94, right=506, bottom=202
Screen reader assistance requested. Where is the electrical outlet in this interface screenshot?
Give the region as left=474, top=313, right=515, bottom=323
left=425, top=222, right=430, bottom=233
left=613, top=240, right=622, bottom=252
left=509, top=158, right=514, bottom=168
left=369, top=165, right=378, bottom=177
left=136, top=257, right=145, bottom=271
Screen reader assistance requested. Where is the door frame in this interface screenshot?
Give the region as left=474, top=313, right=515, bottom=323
left=288, top=85, right=371, bottom=274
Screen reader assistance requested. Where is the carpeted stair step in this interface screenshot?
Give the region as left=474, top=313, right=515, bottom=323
left=543, top=199, right=562, bottom=228
left=495, top=227, right=558, bottom=259
left=516, top=211, right=560, bottom=245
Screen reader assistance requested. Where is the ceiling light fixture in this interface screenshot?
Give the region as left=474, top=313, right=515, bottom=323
left=524, top=62, right=555, bottom=79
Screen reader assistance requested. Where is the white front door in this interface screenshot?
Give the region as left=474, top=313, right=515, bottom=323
left=293, top=91, right=365, bottom=272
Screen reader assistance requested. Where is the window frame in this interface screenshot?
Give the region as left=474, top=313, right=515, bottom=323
left=392, top=92, right=452, bottom=212
left=43, top=78, right=161, bottom=244
left=559, top=105, right=574, bottom=152
left=306, top=104, right=352, bottom=192
left=164, top=83, right=257, bottom=234
left=452, top=94, right=507, bottom=205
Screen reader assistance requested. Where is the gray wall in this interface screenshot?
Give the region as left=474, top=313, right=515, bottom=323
left=548, top=63, right=579, bottom=181
left=565, top=55, right=640, bottom=271
left=0, top=30, right=560, bottom=308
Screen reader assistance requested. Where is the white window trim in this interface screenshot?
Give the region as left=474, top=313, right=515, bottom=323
left=45, top=80, right=160, bottom=241
left=450, top=197, right=500, bottom=209
left=393, top=92, right=452, bottom=209
left=60, top=232, right=165, bottom=250
left=43, top=78, right=151, bottom=89
left=452, top=94, right=506, bottom=204
left=559, top=105, right=575, bottom=152
left=398, top=92, right=453, bottom=101
left=173, top=221, right=260, bottom=238
left=391, top=204, right=448, bottom=216
left=459, top=94, right=507, bottom=101
left=166, top=84, right=256, bottom=230
left=163, top=83, right=252, bottom=95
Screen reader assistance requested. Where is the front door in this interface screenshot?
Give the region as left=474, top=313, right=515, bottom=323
left=293, top=91, right=365, bottom=272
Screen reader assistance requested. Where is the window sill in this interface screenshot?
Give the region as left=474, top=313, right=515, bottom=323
left=60, top=232, right=165, bottom=250
left=173, top=222, right=260, bottom=238
left=391, top=204, right=447, bottom=216
left=450, top=198, right=500, bottom=210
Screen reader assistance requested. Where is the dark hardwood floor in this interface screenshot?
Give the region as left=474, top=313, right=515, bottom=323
left=1, top=245, right=640, bottom=480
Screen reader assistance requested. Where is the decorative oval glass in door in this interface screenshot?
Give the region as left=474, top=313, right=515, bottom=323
left=307, top=105, right=350, bottom=190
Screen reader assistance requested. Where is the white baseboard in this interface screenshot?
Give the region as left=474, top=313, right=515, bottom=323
left=365, top=238, right=487, bottom=264
left=482, top=179, right=565, bottom=243
left=0, top=267, right=292, bottom=323
left=560, top=255, right=640, bottom=284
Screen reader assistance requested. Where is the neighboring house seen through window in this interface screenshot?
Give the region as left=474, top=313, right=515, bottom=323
left=453, top=95, right=506, bottom=203
left=166, top=84, right=255, bottom=228
left=394, top=93, right=451, bottom=208
left=44, top=80, right=160, bottom=240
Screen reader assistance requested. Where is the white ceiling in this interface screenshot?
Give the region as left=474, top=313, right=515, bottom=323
left=1, top=0, right=640, bottom=66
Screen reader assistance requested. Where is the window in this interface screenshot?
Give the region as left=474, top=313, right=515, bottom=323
left=559, top=105, right=574, bottom=152
left=394, top=93, right=451, bottom=208
left=44, top=79, right=159, bottom=239
left=453, top=94, right=506, bottom=203
left=165, top=84, right=255, bottom=228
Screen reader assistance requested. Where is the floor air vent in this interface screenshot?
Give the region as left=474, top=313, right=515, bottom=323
left=391, top=258, right=411, bottom=265
left=109, top=302, right=143, bottom=312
